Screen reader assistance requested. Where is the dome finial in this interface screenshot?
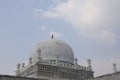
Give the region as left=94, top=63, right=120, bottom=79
left=51, top=34, right=54, bottom=39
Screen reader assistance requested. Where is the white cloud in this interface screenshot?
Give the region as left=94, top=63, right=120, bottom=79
left=94, top=30, right=116, bottom=44
left=42, top=0, right=120, bottom=44
left=43, top=10, right=59, bottom=18
left=36, top=25, right=48, bottom=32
left=36, top=25, right=62, bottom=38
left=33, top=8, right=43, bottom=18
left=41, top=25, right=47, bottom=31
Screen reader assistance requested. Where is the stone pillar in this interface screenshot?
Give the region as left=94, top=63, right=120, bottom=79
left=17, top=63, right=21, bottom=70
left=37, top=49, right=41, bottom=62
left=113, top=63, right=117, bottom=73
left=56, top=56, right=59, bottom=66
left=16, top=63, right=21, bottom=76
left=29, top=57, right=32, bottom=64
left=87, top=59, right=92, bottom=71
left=22, top=62, right=25, bottom=68
left=74, top=58, right=78, bottom=67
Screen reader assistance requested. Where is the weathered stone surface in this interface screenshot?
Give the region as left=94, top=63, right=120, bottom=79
left=0, top=75, right=47, bottom=80
left=95, top=72, right=120, bottom=80
left=16, top=39, right=94, bottom=80
left=87, top=72, right=120, bottom=80
left=4, top=38, right=120, bottom=80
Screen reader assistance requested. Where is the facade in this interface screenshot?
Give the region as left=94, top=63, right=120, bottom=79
left=15, top=37, right=94, bottom=80
left=87, top=72, right=120, bottom=80
left=0, top=75, right=46, bottom=80
left=95, top=72, right=120, bottom=80
left=0, top=37, right=120, bottom=80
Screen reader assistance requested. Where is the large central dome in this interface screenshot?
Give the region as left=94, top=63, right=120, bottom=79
left=30, top=39, right=74, bottom=64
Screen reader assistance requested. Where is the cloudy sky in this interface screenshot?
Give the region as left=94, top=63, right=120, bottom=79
left=0, top=0, right=120, bottom=77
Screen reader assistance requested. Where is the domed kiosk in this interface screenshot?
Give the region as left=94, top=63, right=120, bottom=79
left=16, top=37, right=94, bottom=80
left=31, top=39, right=74, bottom=65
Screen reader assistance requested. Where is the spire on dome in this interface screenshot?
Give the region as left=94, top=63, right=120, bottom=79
left=51, top=34, right=54, bottom=39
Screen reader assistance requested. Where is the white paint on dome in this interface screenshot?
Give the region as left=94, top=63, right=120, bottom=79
left=30, top=39, right=74, bottom=64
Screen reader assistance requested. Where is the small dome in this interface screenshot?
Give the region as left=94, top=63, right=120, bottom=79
left=30, top=39, right=74, bottom=64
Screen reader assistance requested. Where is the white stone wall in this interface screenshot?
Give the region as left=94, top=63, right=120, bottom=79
left=87, top=72, right=120, bottom=80
left=1, top=72, right=120, bottom=80
left=95, top=72, right=120, bottom=80
left=0, top=75, right=46, bottom=80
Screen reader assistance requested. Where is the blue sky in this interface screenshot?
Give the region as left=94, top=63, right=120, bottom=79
left=0, top=0, right=120, bottom=77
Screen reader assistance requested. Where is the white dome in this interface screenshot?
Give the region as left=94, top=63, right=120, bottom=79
left=30, top=39, right=74, bottom=64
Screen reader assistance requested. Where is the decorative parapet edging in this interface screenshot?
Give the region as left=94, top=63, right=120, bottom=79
left=0, top=74, right=47, bottom=80
left=86, top=71, right=120, bottom=80
left=95, top=71, right=120, bottom=79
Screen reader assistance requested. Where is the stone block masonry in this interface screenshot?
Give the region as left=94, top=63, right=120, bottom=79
left=0, top=75, right=47, bottom=80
